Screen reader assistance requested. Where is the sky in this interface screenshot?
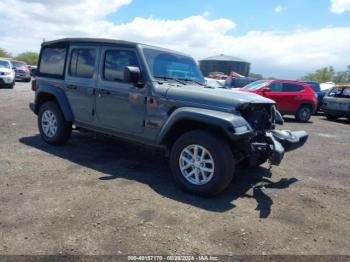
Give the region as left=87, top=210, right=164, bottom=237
left=0, top=0, right=350, bottom=78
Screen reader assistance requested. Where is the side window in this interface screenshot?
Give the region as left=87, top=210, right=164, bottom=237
left=103, top=50, right=139, bottom=82
left=282, top=83, right=304, bottom=92
left=39, top=47, right=67, bottom=76
left=268, top=82, right=282, bottom=92
left=69, top=49, right=96, bottom=78
left=342, top=88, right=350, bottom=98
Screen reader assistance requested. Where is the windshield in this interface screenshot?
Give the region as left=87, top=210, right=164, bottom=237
left=0, top=60, right=11, bottom=69
left=242, top=80, right=268, bottom=90
left=12, top=61, right=26, bottom=68
left=142, top=48, right=205, bottom=84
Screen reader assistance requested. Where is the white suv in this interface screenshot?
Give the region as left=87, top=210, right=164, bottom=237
left=0, top=58, right=15, bottom=89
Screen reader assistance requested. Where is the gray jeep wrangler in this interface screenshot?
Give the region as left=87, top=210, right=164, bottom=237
left=30, top=38, right=308, bottom=195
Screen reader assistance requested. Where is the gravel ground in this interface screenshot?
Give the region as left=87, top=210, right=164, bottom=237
left=0, top=82, right=349, bottom=255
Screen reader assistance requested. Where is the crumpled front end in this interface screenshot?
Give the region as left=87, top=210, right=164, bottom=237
left=238, top=103, right=308, bottom=166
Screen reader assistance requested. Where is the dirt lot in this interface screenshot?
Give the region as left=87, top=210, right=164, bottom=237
left=0, top=82, right=349, bottom=255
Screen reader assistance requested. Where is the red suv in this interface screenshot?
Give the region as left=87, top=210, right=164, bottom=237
left=240, top=80, right=317, bottom=122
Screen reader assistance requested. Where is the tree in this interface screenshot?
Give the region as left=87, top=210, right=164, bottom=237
left=0, top=48, right=11, bottom=58
left=301, top=65, right=350, bottom=84
left=15, top=52, right=39, bottom=65
left=301, top=66, right=335, bottom=83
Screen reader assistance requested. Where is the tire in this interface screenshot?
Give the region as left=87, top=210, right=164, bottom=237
left=325, top=114, right=336, bottom=120
left=38, top=101, right=72, bottom=145
left=169, top=130, right=235, bottom=196
left=295, top=105, right=312, bottom=122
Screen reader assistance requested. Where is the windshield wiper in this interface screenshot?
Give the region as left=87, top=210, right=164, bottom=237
left=177, top=78, right=206, bottom=87
left=154, top=76, right=186, bottom=85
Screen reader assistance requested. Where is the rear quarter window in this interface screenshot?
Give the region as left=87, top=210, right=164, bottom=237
left=39, top=47, right=67, bottom=77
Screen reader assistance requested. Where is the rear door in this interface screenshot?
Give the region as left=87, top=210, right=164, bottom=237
left=95, top=47, right=146, bottom=134
left=65, top=45, right=100, bottom=123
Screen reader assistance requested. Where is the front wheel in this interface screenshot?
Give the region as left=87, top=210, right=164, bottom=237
left=38, top=101, right=72, bottom=145
left=295, top=105, right=312, bottom=122
left=169, top=130, right=235, bottom=196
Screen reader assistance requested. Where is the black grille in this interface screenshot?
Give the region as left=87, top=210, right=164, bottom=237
left=240, top=104, right=273, bottom=132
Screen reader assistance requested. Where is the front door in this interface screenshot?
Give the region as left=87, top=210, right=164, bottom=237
left=95, top=47, right=146, bottom=134
left=65, top=46, right=99, bottom=123
left=261, top=82, right=287, bottom=112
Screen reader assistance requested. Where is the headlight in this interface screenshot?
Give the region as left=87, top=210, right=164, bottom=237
left=3, top=72, right=11, bottom=76
left=235, top=125, right=249, bottom=134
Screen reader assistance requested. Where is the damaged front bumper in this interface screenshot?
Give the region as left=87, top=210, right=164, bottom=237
left=251, top=130, right=308, bottom=166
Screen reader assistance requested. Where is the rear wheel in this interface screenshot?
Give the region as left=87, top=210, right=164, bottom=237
left=38, top=101, right=72, bottom=145
left=169, top=130, right=235, bottom=196
left=295, top=105, right=312, bottom=122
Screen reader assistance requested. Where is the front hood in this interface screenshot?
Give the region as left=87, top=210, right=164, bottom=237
left=166, top=85, right=275, bottom=111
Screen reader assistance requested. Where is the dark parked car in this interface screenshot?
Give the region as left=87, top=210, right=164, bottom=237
left=30, top=38, right=308, bottom=195
left=240, top=80, right=318, bottom=122
left=303, top=81, right=325, bottom=111
left=11, top=60, right=31, bottom=82
left=225, top=77, right=257, bottom=88
left=322, top=85, right=350, bottom=121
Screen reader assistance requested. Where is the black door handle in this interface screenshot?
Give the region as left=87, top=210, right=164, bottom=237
left=99, top=89, right=111, bottom=95
left=67, top=84, right=77, bottom=90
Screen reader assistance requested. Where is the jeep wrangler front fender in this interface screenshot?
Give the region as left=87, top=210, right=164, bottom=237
left=33, top=85, right=74, bottom=122
left=156, top=107, right=253, bottom=145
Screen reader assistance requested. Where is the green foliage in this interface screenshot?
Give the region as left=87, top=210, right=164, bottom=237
left=0, top=48, right=11, bottom=58
left=301, top=65, right=350, bottom=84
left=15, top=52, right=39, bottom=65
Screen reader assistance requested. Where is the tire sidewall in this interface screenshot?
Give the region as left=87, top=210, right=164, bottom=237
left=170, top=131, right=234, bottom=195
left=38, top=102, right=67, bottom=144
left=297, top=106, right=311, bottom=122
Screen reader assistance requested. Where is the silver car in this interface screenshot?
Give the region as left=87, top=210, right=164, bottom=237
left=322, top=85, right=350, bottom=121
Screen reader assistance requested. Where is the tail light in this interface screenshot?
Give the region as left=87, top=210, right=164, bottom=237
left=31, top=79, right=37, bottom=91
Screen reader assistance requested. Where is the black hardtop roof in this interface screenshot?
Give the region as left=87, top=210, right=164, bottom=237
left=42, top=38, right=190, bottom=56
left=42, top=38, right=138, bottom=48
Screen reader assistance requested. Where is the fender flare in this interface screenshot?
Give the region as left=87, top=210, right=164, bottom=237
left=156, top=107, right=252, bottom=144
left=34, top=85, right=74, bottom=122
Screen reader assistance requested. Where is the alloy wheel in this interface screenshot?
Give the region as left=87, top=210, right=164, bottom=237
left=179, top=144, right=215, bottom=186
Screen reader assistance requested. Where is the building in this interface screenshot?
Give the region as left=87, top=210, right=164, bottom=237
left=199, top=54, right=251, bottom=77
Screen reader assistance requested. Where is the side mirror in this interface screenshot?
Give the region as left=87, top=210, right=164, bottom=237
left=124, top=66, right=143, bottom=88
left=262, top=87, right=271, bottom=93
